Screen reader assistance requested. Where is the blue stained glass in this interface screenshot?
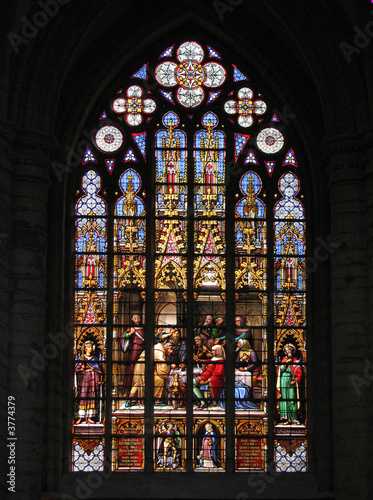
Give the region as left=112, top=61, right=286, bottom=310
left=82, top=146, right=98, bottom=165
left=276, top=230, right=305, bottom=255
left=131, top=63, right=148, bottom=80
left=123, top=148, right=137, bottom=163
left=195, top=129, right=225, bottom=149
left=207, top=91, right=221, bottom=104
left=240, top=171, right=262, bottom=195
left=77, top=172, right=107, bottom=216
left=236, top=171, right=265, bottom=218
left=275, top=442, right=307, bottom=472
left=244, top=149, right=258, bottom=165
left=132, top=132, right=147, bottom=160
left=116, top=197, right=145, bottom=217
left=194, top=150, right=225, bottom=184
left=265, top=161, right=276, bottom=176
left=159, top=90, right=175, bottom=104
left=119, top=169, right=141, bottom=193
left=77, top=270, right=82, bottom=288
left=282, top=148, right=298, bottom=167
left=159, top=44, right=175, bottom=58
left=77, top=238, right=84, bottom=252
left=272, top=113, right=280, bottom=122
left=155, top=145, right=187, bottom=182
left=73, top=442, right=104, bottom=471
left=236, top=224, right=243, bottom=242
left=235, top=198, right=265, bottom=219
left=194, top=130, right=225, bottom=183
left=234, top=133, right=250, bottom=161
left=162, top=110, right=180, bottom=128
left=207, top=45, right=222, bottom=59
left=275, top=198, right=304, bottom=220
left=105, top=159, right=115, bottom=174
left=99, top=111, right=107, bottom=120
left=138, top=225, right=145, bottom=240
left=232, top=64, right=248, bottom=82
left=156, top=128, right=186, bottom=149
left=99, top=236, right=106, bottom=253
left=117, top=170, right=145, bottom=217
left=277, top=274, right=281, bottom=290
left=201, top=112, right=218, bottom=128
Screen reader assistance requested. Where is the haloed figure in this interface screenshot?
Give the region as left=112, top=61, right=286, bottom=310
left=200, top=423, right=220, bottom=468
left=276, top=343, right=303, bottom=425
left=75, top=340, right=103, bottom=424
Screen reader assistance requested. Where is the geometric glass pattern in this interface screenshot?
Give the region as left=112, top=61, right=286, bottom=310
left=232, top=64, right=248, bottom=82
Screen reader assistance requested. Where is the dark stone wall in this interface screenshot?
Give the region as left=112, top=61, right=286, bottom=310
left=1, top=0, right=372, bottom=498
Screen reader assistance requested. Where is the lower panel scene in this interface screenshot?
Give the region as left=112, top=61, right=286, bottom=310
left=194, top=419, right=225, bottom=471
left=154, top=418, right=186, bottom=471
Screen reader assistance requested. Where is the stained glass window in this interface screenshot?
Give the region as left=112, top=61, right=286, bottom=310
left=72, top=41, right=307, bottom=474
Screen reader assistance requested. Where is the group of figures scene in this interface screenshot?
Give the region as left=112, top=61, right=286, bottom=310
left=73, top=300, right=306, bottom=471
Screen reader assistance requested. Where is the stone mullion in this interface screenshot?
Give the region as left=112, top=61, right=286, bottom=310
left=7, top=134, right=56, bottom=499
left=328, top=147, right=369, bottom=500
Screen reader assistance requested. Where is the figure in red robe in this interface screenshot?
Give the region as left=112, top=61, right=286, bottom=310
left=193, top=344, right=225, bottom=410
left=75, top=340, right=103, bottom=424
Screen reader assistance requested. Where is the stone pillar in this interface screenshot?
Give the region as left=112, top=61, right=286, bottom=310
left=43, top=146, right=67, bottom=492
left=328, top=142, right=370, bottom=499
left=363, top=134, right=373, bottom=500
left=6, top=130, right=57, bottom=500
left=0, top=122, right=14, bottom=494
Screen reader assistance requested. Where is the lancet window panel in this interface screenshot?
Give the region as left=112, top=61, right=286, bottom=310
left=70, top=39, right=308, bottom=474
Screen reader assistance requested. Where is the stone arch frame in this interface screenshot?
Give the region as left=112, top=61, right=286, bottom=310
left=64, top=29, right=315, bottom=490
left=2, top=1, right=372, bottom=498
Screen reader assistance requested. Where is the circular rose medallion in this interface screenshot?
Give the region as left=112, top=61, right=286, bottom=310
left=256, top=128, right=284, bottom=154
left=176, top=61, right=206, bottom=89
left=95, top=125, right=123, bottom=153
